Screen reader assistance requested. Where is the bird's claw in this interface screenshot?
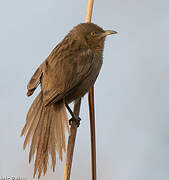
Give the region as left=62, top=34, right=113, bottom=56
left=69, top=116, right=81, bottom=127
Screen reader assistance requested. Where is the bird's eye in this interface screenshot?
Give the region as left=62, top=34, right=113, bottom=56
left=90, top=31, right=96, bottom=36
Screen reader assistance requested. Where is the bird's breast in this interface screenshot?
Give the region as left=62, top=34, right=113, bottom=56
left=66, top=51, right=103, bottom=103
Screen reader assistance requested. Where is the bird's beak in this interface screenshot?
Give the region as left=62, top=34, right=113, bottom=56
left=101, top=30, right=117, bottom=37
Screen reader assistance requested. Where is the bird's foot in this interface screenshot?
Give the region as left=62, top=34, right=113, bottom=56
left=69, top=116, right=81, bottom=127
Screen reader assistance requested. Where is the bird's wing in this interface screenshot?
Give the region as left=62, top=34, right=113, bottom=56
left=41, top=48, right=94, bottom=106
left=27, top=65, right=43, bottom=96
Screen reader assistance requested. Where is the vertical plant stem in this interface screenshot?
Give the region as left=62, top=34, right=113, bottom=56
left=86, top=0, right=97, bottom=179
left=88, top=86, right=97, bottom=180
left=63, top=0, right=96, bottom=180
left=63, top=98, right=81, bottom=180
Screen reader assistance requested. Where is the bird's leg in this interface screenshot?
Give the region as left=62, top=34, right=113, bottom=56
left=65, top=102, right=81, bottom=127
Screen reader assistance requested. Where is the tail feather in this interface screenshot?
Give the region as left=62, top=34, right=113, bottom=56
left=34, top=108, right=51, bottom=178
left=49, top=115, right=57, bottom=171
left=21, top=92, right=69, bottom=178
left=21, top=93, right=42, bottom=137
left=23, top=103, right=43, bottom=150
left=29, top=105, right=48, bottom=163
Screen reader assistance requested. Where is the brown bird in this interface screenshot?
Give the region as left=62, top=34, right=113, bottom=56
left=21, top=22, right=117, bottom=178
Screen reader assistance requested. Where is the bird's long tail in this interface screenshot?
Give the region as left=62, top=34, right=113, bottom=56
left=21, top=92, right=69, bottom=178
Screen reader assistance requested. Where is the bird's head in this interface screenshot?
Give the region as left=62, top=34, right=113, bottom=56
left=72, top=23, right=117, bottom=51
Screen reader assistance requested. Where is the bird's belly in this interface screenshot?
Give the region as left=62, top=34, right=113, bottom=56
left=66, top=56, right=103, bottom=103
